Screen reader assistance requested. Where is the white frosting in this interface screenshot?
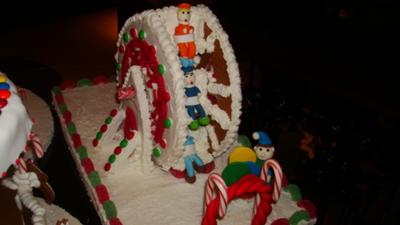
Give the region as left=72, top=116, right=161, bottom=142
left=55, top=80, right=316, bottom=225
left=115, top=5, right=242, bottom=170
left=0, top=72, right=32, bottom=174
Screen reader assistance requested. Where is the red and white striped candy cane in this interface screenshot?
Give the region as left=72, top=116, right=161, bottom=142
left=16, top=158, right=28, bottom=173
left=28, top=132, right=44, bottom=159
left=204, top=173, right=228, bottom=218
left=254, top=159, right=283, bottom=214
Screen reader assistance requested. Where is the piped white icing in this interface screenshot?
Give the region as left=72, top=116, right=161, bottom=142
left=0, top=72, right=32, bottom=174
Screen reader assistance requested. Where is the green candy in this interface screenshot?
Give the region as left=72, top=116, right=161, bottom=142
left=237, top=135, right=252, bottom=148
left=58, top=103, right=67, bottom=113
left=116, top=63, right=122, bottom=71
left=76, top=146, right=88, bottom=160
left=157, top=64, right=165, bottom=75
left=109, top=154, right=116, bottom=163
left=119, top=139, right=128, bottom=148
left=52, top=86, right=61, bottom=94
left=164, top=118, right=172, bottom=128
left=96, top=132, right=103, bottom=140
left=284, top=184, right=302, bottom=202
left=67, top=123, right=76, bottom=135
left=88, top=171, right=101, bottom=187
left=221, top=162, right=251, bottom=186
left=102, top=200, right=117, bottom=219
left=105, top=117, right=113, bottom=124
left=77, top=78, right=92, bottom=87
left=138, top=30, right=146, bottom=39
left=152, top=147, right=161, bottom=157
left=289, top=210, right=310, bottom=225
left=122, top=33, right=130, bottom=43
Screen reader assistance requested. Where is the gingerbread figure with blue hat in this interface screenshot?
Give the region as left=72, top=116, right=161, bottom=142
left=221, top=131, right=276, bottom=186
left=182, top=135, right=204, bottom=183
left=184, top=70, right=209, bottom=130
left=252, top=131, right=275, bottom=183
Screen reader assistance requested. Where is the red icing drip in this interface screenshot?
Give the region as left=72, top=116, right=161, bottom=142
left=118, top=35, right=169, bottom=146
left=297, top=199, right=317, bottom=219
left=81, top=158, right=95, bottom=173
left=124, top=107, right=137, bottom=138
left=72, top=134, right=82, bottom=148
left=270, top=218, right=290, bottom=225
left=95, top=184, right=110, bottom=204
left=202, top=174, right=273, bottom=225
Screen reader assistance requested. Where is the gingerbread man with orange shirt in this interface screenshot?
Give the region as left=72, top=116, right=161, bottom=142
left=174, top=3, right=196, bottom=70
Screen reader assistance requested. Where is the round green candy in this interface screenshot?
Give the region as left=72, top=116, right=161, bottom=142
left=67, top=123, right=76, bottom=135
left=109, top=154, right=116, bottom=163
left=139, top=30, right=146, bottom=39
left=119, top=139, right=128, bottom=148
left=158, top=64, right=165, bottom=75
left=88, top=171, right=101, bottom=187
left=103, top=200, right=117, bottom=219
left=221, top=162, right=251, bottom=186
left=152, top=147, right=161, bottom=157
left=122, top=33, right=130, bottom=43
left=105, top=117, right=113, bottom=124
left=164, top=118, right=172, bottom=128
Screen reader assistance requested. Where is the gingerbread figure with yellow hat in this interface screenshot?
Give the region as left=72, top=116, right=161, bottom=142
left=175, top=3, right=197, bottom=70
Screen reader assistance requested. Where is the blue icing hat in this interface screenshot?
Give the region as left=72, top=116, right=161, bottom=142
left=252, top=131, right=272, bottom=145
left=184, top=135, right=194, bottom=146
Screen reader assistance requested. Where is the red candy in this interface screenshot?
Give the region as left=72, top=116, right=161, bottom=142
left=114, top=147, right=122, bottom=155
left=0, top=98, right=7, bottom=108
left=0, top=90, right=11, bottom=99
left=101, top=124, right=108, bottom=133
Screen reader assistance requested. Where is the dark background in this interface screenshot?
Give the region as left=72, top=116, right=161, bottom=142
left=1, top=0, right=398, bottom=225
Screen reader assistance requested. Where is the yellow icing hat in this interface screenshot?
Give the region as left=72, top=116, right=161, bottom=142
left=228, top=147, right=256, bottom=164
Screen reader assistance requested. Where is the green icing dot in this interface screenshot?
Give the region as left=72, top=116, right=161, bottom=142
left=96, top=132, right=103, bottom=140
left=59, top=103, right=67, bottom=113
left=164, top=118, right=172, bottom=128
left=138, top=30, right=146, bottom=39
left=88, top=171, right=101, bottom=187
left=116, top=63, right=122, bottom=71
left=122, top=33, right=131, bottom=43
left=76, top=146, right=88, bottom=160
left=237, top=135, right=252, bottom=148
left=67, top=123, right=76, bottom=135
left=157, top=64, right=165, bottom=75
left=77, top=78, right=92, bottom=87
left=103, top=200, right=117, bottom=219
left=284, top=184, right=302, bottom=202
left=152, top=147, right=161, bottom=158
left=109, top=154, right=116, bottom=163
left=105, top=117, right=113, bottom=124
left=52, top=86, right=61, bottom=94
left=119, top=139, right=128, bottom=148
left=289, top=210, right=310, bottom=225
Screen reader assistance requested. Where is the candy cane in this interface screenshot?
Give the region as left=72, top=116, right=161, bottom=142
left=257, top=159, right=283, bottom=207
left=28, top=133, right=44, bottom=159
left=16, top=158, right=28, bottom=173
left=202, top=174, right=273, bottom=225
left=204, top=173, right=228, bottom=218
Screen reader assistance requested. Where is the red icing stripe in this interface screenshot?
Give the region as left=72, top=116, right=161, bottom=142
left=81, top=158, right=95, bottom=173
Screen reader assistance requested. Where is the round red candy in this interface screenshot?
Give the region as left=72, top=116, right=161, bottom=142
left=0, top=99, right=7, bottom=108
left=0, top=90, right=11, bottom=99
